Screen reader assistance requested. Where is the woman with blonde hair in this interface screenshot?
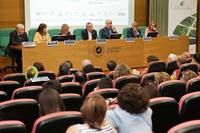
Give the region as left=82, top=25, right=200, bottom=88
left=145, top=21, right=159, bottom=37
left=113, top=63, right=132, bottom=81
left=181, top=70, right=197, bottom=84
left=58, top=24, right=71, bottom=35
left=154, top=72, right=171, bottom=86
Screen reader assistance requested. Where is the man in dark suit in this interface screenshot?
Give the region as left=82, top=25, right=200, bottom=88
left=7, top=24, right=29, bottom=72
left=101, top=19, right=117, bottom=39
left=127, top=21, right=142, bottom=38
left=81, top=22, right=98, bottom=40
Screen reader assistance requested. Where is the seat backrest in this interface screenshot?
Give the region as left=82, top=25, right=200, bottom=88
left=186, top=58, right=192, bottom=63
left=32, top=111, right=83, bottom=133
left=0, top=91, right=8, bottom=102
left=89, top=88, right=119, bottom=99
left=94, top=66, right=103, bottom=72
left=167, top=120, right=200, bottom=133
left=28, top=28, right=37, bottom=42
left=138, top=27, right=148, bottom=37
left=166, top=60, right=179, bottom=75
left=86, top=72, right=106, bottom=80
left=82, top=79, right=100, bottom=100
left=98, top=29, right=102, bottom=39
left=0, top=81, right=20, bottom=99
left=61, top=82, right=82, bottom=96
left=158, top=80, right=186, bottom=102
left=149, top=97, right=178, bottom=133
left=186, top=77, right=200, bottom=93
left=122, top=27, right=131, bottom=39
left=146, top=61, right=166, bottom=73
left=141, top=72, right=157, bottom=83
left=113, top=75, right=141, bottom=90
left=179, top=92, right=200, bottom=123
left=56, top=75, right=73, bottom=83
left=12, top=86, right=42, bottom=101
left=108, top=71, right=114, bottom=80
left=0, top=120, right=27, bottom=133
left=47, top=29, right=60, bottom=39
left=73, top=28, right=85, bottom=41
left=0, top=99, right=39, bottom=133
left=60, top=93, right=82, bottom=111
left=38, top=71, right=55, bottom=79
left=3, top=73, right=26, bottom=87
left=24, top=80, right=46, bottom=87
left=70, top=68, right=78, bottom=75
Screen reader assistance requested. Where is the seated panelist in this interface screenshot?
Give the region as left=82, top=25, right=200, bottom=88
left=145, top=21, right=159, bottom=37
left=101, top=19, right=117, bottom=39
left=81, top=22, right=98, bottom=40
left=58, top=24, right=71, bottom=35
left=34, top=23, right=51, bottom=43
left=127, top=21, right=142, bottom=38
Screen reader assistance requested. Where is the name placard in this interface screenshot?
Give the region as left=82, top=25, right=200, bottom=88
left=125, top=38, right=135, bottom=42
left=23, top=42, right=36, bottom=47
left=96, top=39, right=107, bottom=44
left=143, top=37, right=152, bottom=41
left=47, top=41, right=59, bottom=46
left=64, top=40, right=75, bottom=45
left=170, top=36, right=178, bottom=40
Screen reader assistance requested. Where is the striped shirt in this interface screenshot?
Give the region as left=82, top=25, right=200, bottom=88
left=75, top=120, right=115, bottom=133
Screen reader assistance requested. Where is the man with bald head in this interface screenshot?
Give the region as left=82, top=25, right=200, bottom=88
left=183, top=52, right=191, bottom=58
left=101, top=19, right=117, bottom=39
left=7, top=24, right=29, bottom=72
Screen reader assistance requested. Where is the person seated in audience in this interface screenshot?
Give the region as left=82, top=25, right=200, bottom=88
left=33, top=62, right=45, bottom=71
left=73, top=71, right=88, bottom=88
left=34, top=23, right=51, bottom=43
left=25, top=66, right=38, bottom=80
left=167, top=54, right=177, bottom=62
left=66, top=94, right=117, bottom=133
left=58, top=24, right=71, bottom=35
left=140, top=80, right=160, bottom=98
left=145, top=21, right=159, bottom=37
left=113, top=63, right=132, bottom=81
left=127, top=21, right=142, bottom=38
left=191, top=53, right=200, bottom=65
left=65, top=60, right=73, bottom=68
left=42, top=80, right=62, bottom=94
left=171, top=55, right=187, bottom=80
left=81, top=59, right=92, bottom=69
left=101, top=19, right=117, bottom=39
left=154, top=72, right=171, bottom=87
left=180, top=70, right=197, bottom=84
left=81, top=22, right=98, bottom=40
left=39, top=88, right=65, bottom=116
left=94, top=77, right=113, bottom=90
left=183, top=52, right=191, bottom=58
left=105, top=83, right=152, bottom=133
left=59, top=62, right=70, bottom=76
left=107, top=60, right=117, bottom=72
left=83, top=64, right=95, bottom=74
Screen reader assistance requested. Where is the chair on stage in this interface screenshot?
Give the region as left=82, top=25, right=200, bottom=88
left=122, top=27, right=131, bottom=39
left=98, top=29, right=102, bottom=39
left=138, top=27, right=148, bottom=37
left=47, top=29, right=60, bottom=39
left=73, top=28, right=85, bottom=41
left=28, top=28, right=37, bottom=42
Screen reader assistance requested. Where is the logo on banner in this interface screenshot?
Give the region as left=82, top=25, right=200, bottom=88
left=93, top=45, right=105, bottom=57
left=180, top=1, right=185, bottom=6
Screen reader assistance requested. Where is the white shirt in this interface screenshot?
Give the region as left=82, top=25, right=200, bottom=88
left=87, top=30, right=92, bottom=40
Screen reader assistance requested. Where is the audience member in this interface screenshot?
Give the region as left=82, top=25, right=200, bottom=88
left=73, top=71, right=88, bottom=88
left=154, top=72, right=171, bottom=87
left=180, top=70, right=197, bottom=84
left=34, top=23, right=51, bottom=43
left=183, top=52, right=191, bottom=58
left=83, top=64, right=95, bottom=74
left=81, top=22, right=98, bottom=40
left=81, top=59, right=91, bottom=69
left=58, top=24, right=71, bottom=35
left=39, top=89, right=65, bottom=116
left=191, top=53, right=200, bottom=65
left=101, top=19, right=117, bottom=39
left=106, top=83, right=152, bottom=133
left=145, top=21, right=159, bottom=37
left=140, top=80, right=160, bottom=98
left=59, top=62, right=70, bottom=76
left=42, top=80, right=62, bottom=94
left=167, top=54, right=177, bottom=62
left=95, top=77, right=113, bottom=90
left=65, top=60, right=73, bottom=68
left=107, top=60, right=117, bottom=72
left=33, top=62, right=45, bottom=71
left=25, top=66, right=38, bottom=80
left=127, top=21, right=142, bottom=38
left=113, top=63, right=132, bottom=81
left=66, top=94, right=117, bottom=133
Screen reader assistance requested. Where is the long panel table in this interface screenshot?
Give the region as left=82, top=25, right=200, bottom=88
left=22, top=36, right=189, bottom=73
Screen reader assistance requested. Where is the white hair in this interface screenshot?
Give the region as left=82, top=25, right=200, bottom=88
left=81, top=59, right=91, bottom=68
left=168, top=54, right=177, bottom=60
left=132, top=21, right=138, bottom=25
left=16, top=24, right=24, bottom=30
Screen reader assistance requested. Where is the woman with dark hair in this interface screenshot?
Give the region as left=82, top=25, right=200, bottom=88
left=66, top=94, right=117, bottom=133
left=33, top=62, right=45, bottom=71
left=34, top=23, right=51, bottom=43
left=106, top=83, right=152, bottom=133
left=145, top=21, right=159, bottom=37
left=140, top=80, right=160, bottom=98
left=191, top=53, right=200, bottom=65
left=65, top=60, right=73, bottom=68
left=39, top=89, right=65, bottom=116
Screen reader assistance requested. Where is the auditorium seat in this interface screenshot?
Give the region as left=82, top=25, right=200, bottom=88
left=146, top=61, right=166, bottom=74
left=61, top=82, right=82, bottom=96
left=157, top=80, right=186, bottom=102
left=141, top=72, right=157, bottom=83
left=94, top=66, right=103, bottom=72
left=31, top=111, right=83, bottom=133
left=82, top=79, right=100, bottom=100
left=70, top=68, right=78, bottom=75
left=179, top=92, right=200, bottom=123
left=166, top=59, right=179, bottom=75
left=0, top=91, right=8, bottom=102
left=186, top=58, right=192, bottom=63
left=38, top=71, right=55, bottom=79
left=0, top=120, right=27, bottom=133
left=113, top=75, right=140, bottom=90
left=0, top=81, right=20, bottom=99
left=108, top=71, right=114, bottom=80
left=28, top=28, right=37, bottom=42
left=73, top=28, right=85, bottom=41
left=89, top=88, right=119, bottom=99
left=138, top=27, right=148, bottom=37
left=122, top=27, right=131, bottom=38
left=24, top=79, right=46, bottom=87
left=11, top=86, right=42, bottom=101
left=60, top=93, right=82, bottom=111
left=56, top=75, right=73, bottom=83
left=86, top=72, right=106, bottom=80
left=0, top=99, right=39, bottom=133
left=167, top=120, right=200, bottom=133
left=47, top=29, right=60, bottom=39
left=149, top=97, right=178, bottom=133
left=3, top=73, right=26, bottom=87
left=186, top=77, right=200, bottom=93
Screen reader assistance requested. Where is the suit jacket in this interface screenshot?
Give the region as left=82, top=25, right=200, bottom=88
left=81, top=29, right=98, bottom=40
left=127, top=28, right=142, bottom=38
left=101, top=26, right=117, bottom=39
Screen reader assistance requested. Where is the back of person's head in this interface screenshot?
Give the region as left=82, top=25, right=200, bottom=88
left=25, top=66, right=38, bottom=80
left=59, top=62, right=70, bottom=76
left=177, top=55, right=187, bottom=65
left=147, top=55, right=159, bottom=64
left=183, top=52, right=191, bottom=58
left=65, top=60, right=73, bottom=68
left=140, top=80, right=160, bottom=98
left=42, top=80, right=62, bottom=94
left=167, top=54, right=177, bottom=61
left=117, top=83, right=149, bottom=114
left=107, top=60, right=117, bottom=71
left=33, top=62, right=45, bottom=71
left=154, top=72, right=171, bottom=86
left=192, top=53, right=200, bottom=64
left=81, top=94, right=107, bottom=130
left=82, top=59, right=91, bottom=69
left=113, top=63, right=132, bottom=80
left=39, top=89, right=65, bottom=116
left=98, top=77, right=113, bottom=89
left=74, top=71, right=88, bottom=86
left=83, top=64, right=95, bottom=74
left=181, top=70, right=197, bottom=84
